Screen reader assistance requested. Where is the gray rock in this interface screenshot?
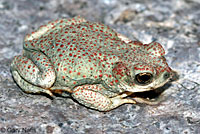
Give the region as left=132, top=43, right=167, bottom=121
left=0, top=0, right=199, bottom=133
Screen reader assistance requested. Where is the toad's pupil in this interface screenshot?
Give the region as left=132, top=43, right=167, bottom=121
left=136, top=73, right=153, bottom=85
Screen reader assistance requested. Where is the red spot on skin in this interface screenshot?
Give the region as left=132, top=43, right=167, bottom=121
left=110, top=82, right=114, bottom=86
left=99, top=74, right=103, bottom=77
left=83, top=75, right=86, bottom=78
left=112, top=62, right=129, bottom=77
left=33, top=69, right=35, bottom=72
left=60, top=44, right=64, bottom=47
left=64, top=68, right=67, bottom=71
left=59, top=54, right=63, bottom=57
left=73, top=81, right=76, bottom=84
left=77, top=72, right=81, bottom=75
left=69, top=70, right=72, bottom=74
left=69, top=53, right=72, bottom=57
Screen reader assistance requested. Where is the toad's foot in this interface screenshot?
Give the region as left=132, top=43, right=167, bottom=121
left=11, top=71, right=53, bottom=96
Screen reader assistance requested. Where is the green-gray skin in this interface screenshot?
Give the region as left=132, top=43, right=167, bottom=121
left=11, top=16, right=175, bottom=111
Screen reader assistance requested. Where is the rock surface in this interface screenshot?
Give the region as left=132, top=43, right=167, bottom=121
left=0, top=0, right=199, bottom=133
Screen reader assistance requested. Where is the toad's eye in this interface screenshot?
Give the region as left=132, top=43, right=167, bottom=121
left=135, top=73, right=153, bottom=85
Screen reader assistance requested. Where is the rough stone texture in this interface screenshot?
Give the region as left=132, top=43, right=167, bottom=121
left=0, top=0, right=199, bottom=134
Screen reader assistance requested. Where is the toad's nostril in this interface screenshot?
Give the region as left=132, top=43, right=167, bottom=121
left=163, top=72, right=170, bottom=80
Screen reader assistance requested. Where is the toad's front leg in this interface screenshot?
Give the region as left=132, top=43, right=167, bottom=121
left=71, top=85, right=136, bottom=111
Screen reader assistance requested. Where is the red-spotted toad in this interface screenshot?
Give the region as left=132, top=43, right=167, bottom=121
left=11, top=16, right=175, bottom=111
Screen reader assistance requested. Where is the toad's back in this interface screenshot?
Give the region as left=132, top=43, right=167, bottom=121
left=23, top=17, right=130, bottom=87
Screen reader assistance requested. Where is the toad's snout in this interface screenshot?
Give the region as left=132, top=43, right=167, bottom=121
left=169, top=70, right=179, bottom=82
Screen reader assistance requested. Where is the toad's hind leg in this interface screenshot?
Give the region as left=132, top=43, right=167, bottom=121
left=10, top=51, right=56, bottom=96
left=71, top=85, right=136, bottom=111
left=11, top=71, right=53, bottom=96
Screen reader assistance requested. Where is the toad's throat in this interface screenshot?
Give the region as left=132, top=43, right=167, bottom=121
left=126, top=82, right=171, bottom=100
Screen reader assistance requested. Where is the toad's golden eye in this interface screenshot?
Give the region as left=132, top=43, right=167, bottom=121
left=135, top=73, right=153, bottom=85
